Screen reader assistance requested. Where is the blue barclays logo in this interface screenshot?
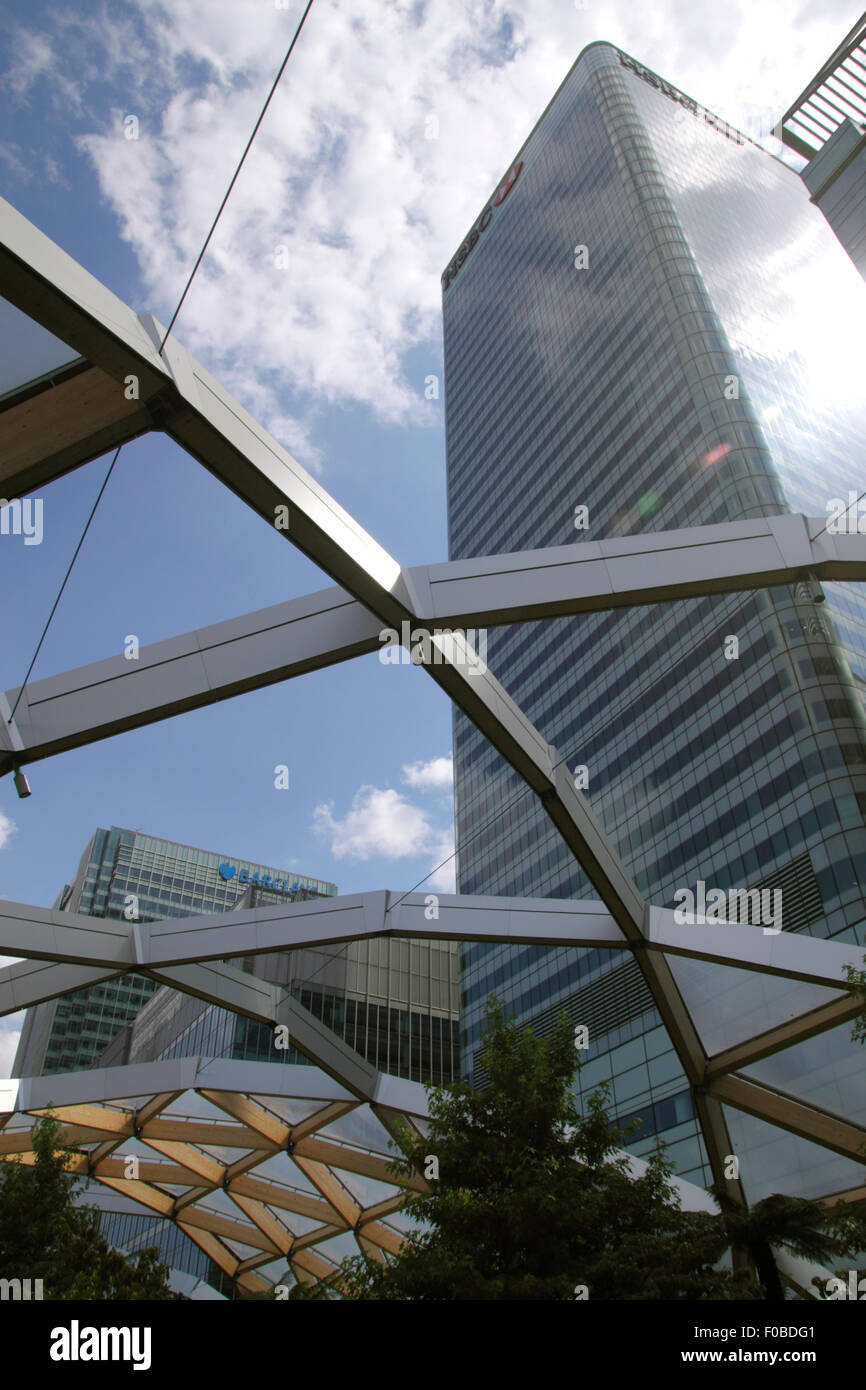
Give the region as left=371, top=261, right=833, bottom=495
left=218, top=863, right=301, bottom=894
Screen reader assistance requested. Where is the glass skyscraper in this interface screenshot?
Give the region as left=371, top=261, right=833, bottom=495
left=14, top=825, right=460, bottom=1086
left=13, top=825, right=338, bottom=1077
left=444, top=42, right=866, bottom=1196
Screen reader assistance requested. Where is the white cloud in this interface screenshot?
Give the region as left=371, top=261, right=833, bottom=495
left=1, top=0, right=855, bottom=468
left=313, top=781, right=455, bottom=888
left=1, top=28, right=57, bottom=99
left=0, top=1016, right=22, bottom=1080
left=425, top=827, right=457, bottom=893
left=402, top=755, right=453, bottom=790
left=314, top=785, right=432, bottom=859
left=59, top=0, right=533, bottom=459
left=0, top=810, right=17, bottom=851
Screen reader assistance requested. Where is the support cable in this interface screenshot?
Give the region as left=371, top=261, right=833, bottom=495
left=8, top=0, right=315, bottom=729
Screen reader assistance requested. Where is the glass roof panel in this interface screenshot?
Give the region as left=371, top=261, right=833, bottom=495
left=722, top=1104, right=866, bottom=1203
left=740, top=1021, right=866, bottom=1124
left=0, top=298, right=80, bottom=396
left=317, top=1229, right=361, bottom=1260
left=248, top=1095, right=327, bottom=1125
left=666, top=951, right=843, bottom=1054
left=334, top=1169, right=400, bottom=1208
left=317, top=1106, right=398, bottom=1154
left=267, top=1209, right=320, bottom=1238
left=250, top=1258, right=288, bottom=1283
left=162, top=1092, right=232, bottom=1120
left=261, top=1154, right=318, bottom=1190
left=223, top=1237, right=266, bottom=1260
left=197, top=1187, right=247, bottom=1220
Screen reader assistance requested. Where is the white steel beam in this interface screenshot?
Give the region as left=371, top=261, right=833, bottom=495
left=0, top=893, right=855, bottom=988
left=410, top=514, right=866, bottom=625
left=5, top=518, right=866, bottom=777
left=0, top=586, right=380, bottom=774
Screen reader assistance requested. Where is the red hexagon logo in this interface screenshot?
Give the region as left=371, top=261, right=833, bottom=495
left=492, top=160, right=523, bottom=207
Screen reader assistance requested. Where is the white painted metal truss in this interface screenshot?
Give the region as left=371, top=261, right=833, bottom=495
left=1, top=193, right=865, bottom=1291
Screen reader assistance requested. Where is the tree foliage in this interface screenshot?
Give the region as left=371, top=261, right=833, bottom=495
left=844, top=954, right=866, bottom=1045
left=0, top=1110, right=182, bottom=1300
left=339, top=1001, right=758, bottom=1300
left=710, top=1185, right=864, bottom=1302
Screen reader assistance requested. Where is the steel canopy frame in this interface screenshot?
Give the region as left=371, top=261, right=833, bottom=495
left=4, top=517, right=866, bottom=776
left=0, top=891, right=862, bottom=1165
left=1, top=193, right=864, bottom=1247
left=0, top=1056, right=728, bottom=1293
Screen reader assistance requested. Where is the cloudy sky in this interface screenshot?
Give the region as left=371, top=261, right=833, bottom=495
left=0, top=0, right=860, bottom=1073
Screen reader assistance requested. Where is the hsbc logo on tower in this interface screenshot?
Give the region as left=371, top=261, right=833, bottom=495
left=442, top=160, right=523, bottom=291
left=492, top=161, right=522, bottom=205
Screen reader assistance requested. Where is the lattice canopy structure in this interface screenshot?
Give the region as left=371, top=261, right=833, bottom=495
left=0, top=1059, right=430, bottom=1293
left=1, top=193, right=866, bottom=1292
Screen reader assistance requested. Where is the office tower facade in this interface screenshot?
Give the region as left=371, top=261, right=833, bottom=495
left=800, top=117, right=866, bottom=280
left=14, top=825, right=460, bottom=1086
left=13, top=825, right=338, bottom=1077
left=98, top=875, right=460, bottom=1086
left=444, top=43, right=866, bottom=1197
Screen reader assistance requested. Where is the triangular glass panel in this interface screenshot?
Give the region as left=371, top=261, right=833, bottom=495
left=740, top=1020, right=866, bottom=1125
left=722, top=1104, right=866, bottom=1203
left=665, top=949, right=843, bottom=1054
left=0, top=298, right=80, bottom=396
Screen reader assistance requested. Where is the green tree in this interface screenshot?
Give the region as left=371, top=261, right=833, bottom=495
left=337, top=1000, right=758, bottom=1300
left=844, top=954, right=866, bottom=1045
left=709, top=1185, right=864, bottom=1302
left=0, top=1110, right=182, bottom=1300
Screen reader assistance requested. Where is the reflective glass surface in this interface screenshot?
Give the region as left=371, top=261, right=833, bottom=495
left=0, top=298, right=80, bottom=397
left=443, top=42, right=866, bottom=1191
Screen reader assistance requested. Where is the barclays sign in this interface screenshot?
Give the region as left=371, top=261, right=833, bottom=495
left=219, top=863, right=303, bottom=894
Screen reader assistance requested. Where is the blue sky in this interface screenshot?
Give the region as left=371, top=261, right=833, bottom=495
left=0, top=0, right=860, bottom=1071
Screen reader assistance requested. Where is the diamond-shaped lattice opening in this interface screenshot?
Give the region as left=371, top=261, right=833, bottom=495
left=242, top=1164, right=311, bottom=1196
left=249, top=1095, right=337, bottom=1125
left=317, top=1106, right=398, bottom=1153
left=195, top=1186, right=249, bottom=1220
left=317, top=1230, right=363, bottom=1261
left=333, top=1169, right=403, bottom=1208
left=272, top=1209, right=326, bottom=1239
left=161, top=1092, right=234, bottom=1121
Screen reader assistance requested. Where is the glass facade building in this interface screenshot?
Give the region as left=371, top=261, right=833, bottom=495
left=14, top=824, right=460, bottom=1294
left=444, top=43, right=866, bottom=1195
left=14, top=826, right=460, bottom=1086
left=98, top=875, right=460, bottom=1087
left=13, top=825, right=338, bottom=1077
